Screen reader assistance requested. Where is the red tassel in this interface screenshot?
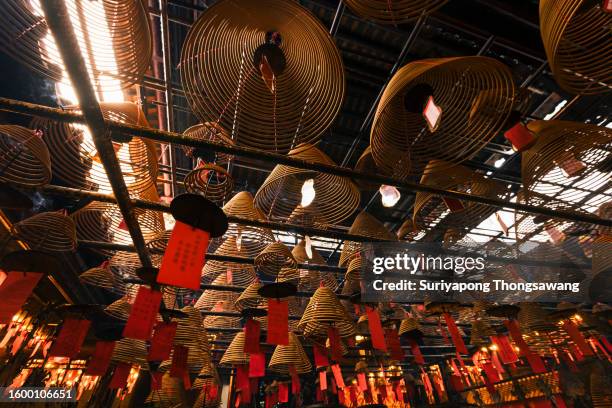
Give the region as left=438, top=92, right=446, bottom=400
left=504, top=122, right=535, bottom=152
left=316, top=385, right=323, bottom=401
left=170, top=345, right=189, bottom=378
left=109, top=363, right=131, bottom=389
left=491, top=334, right=519, bottom=364
left=331, top=364, right=345, bottom=389
left=148, top=321, right=177, bottom=361
left=314, top=344, right=329, bottom=367
left=248, top=352, right=265, bottom=378
left=357, top=372, right=367, bottom=391
left=0, top=272, right=43, bottom=324
left=266, top=299, right=288, bottom=345
left=443, top=313, right=467, bottom=354
left=562, top=320, right=594, bottom=357
left=123, top=286, right=162, bottom=340
left=385, top=328, right=404, bottom=361
left=408, top=338, right=425, bottom=365
left=243, top=319, right=261, bottom=354
left=366, top=307, right=387, bottom=351
left=86, top=341, right=115, bottom=376
left=158, top=220, right=210, bottom=290
left=278, top=383, right=289, bottom=403
left=327, top=326, right=342, bottom=361
left=49, top=318, right=91, bottom=358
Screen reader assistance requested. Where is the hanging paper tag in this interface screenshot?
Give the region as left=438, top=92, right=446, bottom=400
left=158, top=220, right=210, bottom=290
left=491, top=334, right=519, bottom=364
left=278, top=383, right=289, bottom=403
left=366, top=307, right=387, bottom=352
left=244, top=319, right=261, bottom=354
left=449, top=375, right=464, bottom=391
left=327, top=326, right=342, bottom=361
left=349, top=385, right=358, bottom=403
left=314, top=344, right=329, bottom=367
left=49, top=318, right=91, bottom=359
left=266, top=299, right=288, bottom=345
left=109, top=363, right=132, bottom=389
left=236, top=365, right=250, bottom=396
left=482, top=362, right=500, bottom=383
left=604, top=0, right=612, bottom=12
left=248, top=352, right=265, bottom=378
left=423, top=96, right=442, bottom=132
left=123, top=286, right=162, bottom=340
left=86, top=341, right=115, bottom=376
left=148, top=321, right=177, bottom=361
left=504, top=319, right=530, bottom=356
left=443, top=313, right=468, bottom=354
left=235, top=393, right=241, bottom=407
left=562, top=320, right=594, bottom=357
left=385, top=328, right=404, bottom=361
left=319, top=370, right=327, bottom=391
left=408, top=338, right=425, bottom=365
left=357, top=372, right=368, bottom=391
left=331, top=364, right=345, bottom=389
left=525, top=351, right=547, bottom=374
left=170, top=345, right=189, bottom=378
left=0, top=272, right=43, bottom=324
left=555, top=152, right=586, bottom=178
left=290, top=366, right=300, bottom=394
left=504, top=123, right=535, bottom=152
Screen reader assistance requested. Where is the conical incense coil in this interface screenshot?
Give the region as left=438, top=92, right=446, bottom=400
left=174, top=306, right=210, bottom=353
left=398, top=317, right=422, bottom=337
left=344, top=0, right=448, bottom=24
left=181, top=122, right=235, bottom=165
left=254, top=144, right=360, bottom=225
left=104, top=296, right=131, bottom=321
left=201, top=236, right=258, bottom=286
left=370, top=57, right=515, bottom=177
left=12, top=211, right=77, bottom=252
left=30, top=102, right=157, bottom=195
left=292, top=239, right=338, bottom=292
left=194, top=387, right=221, bottom=408
left=269, top=332, right=312, bottom=374
left=0, top=125, right=51, bottom=187
left=469, top=319, right=495, bottom=347
left=0, top=0, right=152, bottom=93
left=219, top=332, right=249, bottom=366
left=180, top=0, right=344, bottom=153
left=144, top=373, right=181, bottom=405
left=298, top=286, right=356, bottom=338
left=192, top=363, right=220, bottom=390
left=203, top=307, right=241, bottom=343
left=353, top=145, right=380, bottom=191
left=254, top=242, right=298, bottom=277
left=540, top=0, right=612, bottom=94
left=159, top=345, right=210, bottom=374
left=339, top=211, right=396, bottom=267
left=79, top=264, right=126, bottom=294
left=277, top=266, right=300, bottom=285
left=112, top=338, right=149, bottom=369
left=517, top=303, right=556, bottom=334
left=234, top=281, right=265, bottom=312
left=184, top=162, right=234, bottom=205
left=345, top=257, right=363, bottom=281
left=194, top=274, right=239, bottom=311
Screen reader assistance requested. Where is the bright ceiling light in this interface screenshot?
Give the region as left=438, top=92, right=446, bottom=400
left=300, top=178, right=316, bottom=207
left=379, top=185, right=401, bottom=208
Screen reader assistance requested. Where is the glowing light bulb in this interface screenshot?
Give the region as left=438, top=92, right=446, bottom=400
left=236, top=231, right=242, bottom=252
left=379, top=185, right=401, bottom=207
left=300, top=179, right=316, bottom=207
left=305, top=236, right=313, bottom=259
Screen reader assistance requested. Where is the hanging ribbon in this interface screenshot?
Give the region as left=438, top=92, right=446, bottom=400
left=278, top=383, right=289, bottom=403
left=443, top=313, right=467, bottom=354
left=504, top=319, right=530, bottom=356
left=290, top=366, right=300, bottom=394
left=235, top=365, right=250, bottom=398
left=318, top=370, right=327, bottom=391
left=366, top=306, right=387, bottom=351
left=123, top=286, right=163, bottom=340
left=266, top=299, right=288, bottom=345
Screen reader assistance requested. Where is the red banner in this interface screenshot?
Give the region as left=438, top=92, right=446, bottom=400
left=366, top=307, right=387, bottom=352
left=148, top=321, right=177, bottom=361
left=266, top=299, right=288, bottom=345
left=385, top=328, right=404, bottom=361
left=443, top=313, right=467, bottom=354
left=85, top=341, right=115, bottom=376
left=49, top=318, right=90, bottom=359
left=123, top=286, right=162, bottom=340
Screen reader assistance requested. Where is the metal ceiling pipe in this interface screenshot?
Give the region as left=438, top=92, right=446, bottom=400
left=38, top=0, right=152, bottom=267
left=1, top=97, right=610, bottom=228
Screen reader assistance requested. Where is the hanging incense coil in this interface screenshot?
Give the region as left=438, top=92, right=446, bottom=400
left=180, top=0, right=344, bottom=153
left=370, top=57, right=515, bottom=177
left=344, top=0, right=448, bottom=24
left=104, top=296, right=131, bottom=320
left=112, top=338, right=149, bottom=369
left=292, top=239, right=339, bottom=293
left=254, top=144, right=360, bottom=226
left=469, top=319, right=495, bottom=347
left=254, top=242, right=298, bottom=277
left=219, top=332, right=250, bottom=366
left=201, top=236, right=258, bottom=286
left=30, top=102, right=158, bottom=195
left=354, top=145, right=380, bottom=191
left=145, top=373, right=182, bottom=406
left=298, top=285, right=356, bottom=338
left=590, top=362, right=612, bottom=407
left=234, top=281, right=265, bottom=311
left=192, top=363, right=220, bottom=389
left=540, top=0, right=612, bottom=94
left=277, top=266, right=300, bottom=285
left=194, top=274, right=239, bottom=311
left=159, top=346, right=210, bottom=374
left=339, top=211, right=396, bottom=267
left=398, top=317, right=422, bottom=338
left=0, top=0, right=151, bottom=93
left=0, top=125, right=51, bottom=187
left=79, top=264, right=126, bottom=294
left=269, top=332, right=312, bottom=374
left=345, top=257, right=363, bottom=281
left=181, top=122, right=235, bottom=165
left=522, top=120, right=612, bottom=212
left=174, top=306, right=210, bottom=350
left=184, top=162, right=234, bottom=205
left=12, top=211, right=77, bottom=252
left=203, top=304, right=241, bottom=343
left=194, top=387, right=221, bottom=408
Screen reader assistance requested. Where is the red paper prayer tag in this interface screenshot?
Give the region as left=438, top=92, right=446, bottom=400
left=49, top=318, right=91, bottom=359
left=314, top=344, right=329, bottom=367
left=605, top=0, right=612, bottom=12
left=0, top=272, right=44, bottom=324
left=319, top=370, right=327, bottom=391
left=266, top=299, right=288, bottom=345
left=366, top=307, right=387, bottom=352
left=123, top=286, right=162, bottom=340
left=357, top=372, right=368, bottom=391
left=327, top=326, right=342, bottom=361
left=525, top=351, right=547, bottom=374
left=562, top=320, right=594, bottom=356
left=408, top=338, right=425, bottom=365
left=236, top=365, right=250, bottom=395
left=109, top=363, right=132, bottom=389
left=170, top=345, right=189, bottom=378
left=504, top=123, right=535, bottom=152
left=290, top=366, right=300, bottom=394
left=248, top=352, right=265, bottom=378
left=86, top=341, right=115, bottom=376
left=158, top=220, right=210, bottom=290
left=491, top=334, right=519, bottom=364
left=385, top=328, right=404, bottom=361
left=504, top=319, right=530, bottom=356
left=331, top=364, right=345, bottom=389
left=244, top=319, right=261, bottom=354
left=482, top=362, right=500, bottom=383
left=278, top=383, right=289, bottom=403
left=443, top=313, right=468, bottom=355
left=148, top=321, right=177, bottom=361
left=442, top=197, right=465, bottom=213
left=423, top=96, right=442, bottom=132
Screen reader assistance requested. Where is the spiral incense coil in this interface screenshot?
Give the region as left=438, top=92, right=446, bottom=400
left=201, top=236, right=258, bottom=286
left=292, top=240, right=339, bottom=293
left=277, top=266, right=300, bottom=285
left=192, top=363, right=220, bottom=390
left=180, top=0, right=344, bottom=153
left=255, top=144, right=360, bottom=225
left=194, top=274, right=239, bottom=311
left=0, top=125, right=51, bottom=187
left=30, top=102, right=158, bottom=195
left=219, top=332, right=250, bottom=366
left=523, top=120, right=612, bottom=211
left=145, top=374, right=181, bottom=406
left=233, top=281, right=264, bottom=312
left=353, top=146, right=381, bottom=191
left=370, top=57, right=515, bottom=177
left=104, top=296, right=131, bottom=320
left=174, top=306, right=210, bottom=350
left=298, top=286, right=356, bottom=338
left=339, top=211, right=396, bottom=267
left=184, top=162, right=234, bottom=205
left=203, top=304, right=241, bottom=343
left=0, top=0, right=151, bottom=93
left=345, top=257, right=363, bottom=282
left=78, top=264, right=126, bottom=294
left=398, top=317, right=422, bottom=337
left=344, top=0, right=448, bottom=24
left=254, top=242, right=298, bottom=277
left=112, top=338, right=149, bottom=369
left=159, top=346, right=210, bottom=374
left=413, top=160, right=507, bottom=234
left=469, top=319, right=495, bottom=347
left=12, top=211, right=77, bottom=252
left=540, top=0, right=612, bottom=94
left=269, top=332, right=312, bottom=374
left=182, top=123, right=235, bottom=166
left=517, top=303, right=556, bottom=334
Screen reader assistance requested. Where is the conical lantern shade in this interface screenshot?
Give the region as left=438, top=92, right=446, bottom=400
left=298, top=286, right=356, bottom=338
left=219, top=332, right=249, bottom=366
left=269, top=332, right=312, bottom=374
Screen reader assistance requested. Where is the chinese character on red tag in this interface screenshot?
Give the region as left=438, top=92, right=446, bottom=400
left=123, top=286, right=162, bottom=340
left=266, top=299, right=288, bottom=345
left=423, top=96, right=442, bottom=132
left=49, top=318, right=91, bottom=359
left=148, top=321, right=177, bottom=361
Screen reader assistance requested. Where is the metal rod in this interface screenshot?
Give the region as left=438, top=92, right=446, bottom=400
left=329, top=0, right=345, bottom=37
left=38, top=0, right=152, bottom=267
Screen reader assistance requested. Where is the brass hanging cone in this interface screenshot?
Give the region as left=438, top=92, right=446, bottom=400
left=104, top=296, right=132, bottom=321
left=254, top=144, right=360, bottom=226
left=219, top=332, right=250, bottom=366
left=195, top=273, right=239, bottom=310
left=79, top=265, right=126, bottom=294
left=398, top=317, right=422, bottom=338
left=181, top=122, right=235, bottom=165
left=590, top=363, right=612, bottom=407
left=202, top=235, right=257, bottom=286
left=12, top=212, right=77, bottom=252
left=255, top=242, right=298, bottom=277
left=292, top=239, right=339, bottom=293
left=298, top=286, right=356, bottom=338
left=269, top=332, right=312, bottom=374
left=0, top=125, right=51, bottom=187
left=145, top=373, right=182, bottom=405
left=344, top=0, right=448, bottom=24
left=112, top=338, right=149, bottom=370
left=184, top=162, right=234, bottom=205
left=339, top=211, right=396, bottom=267
left=235, top=281, right=265, bottom=311
left=470, top=319, right=495, bottom=347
